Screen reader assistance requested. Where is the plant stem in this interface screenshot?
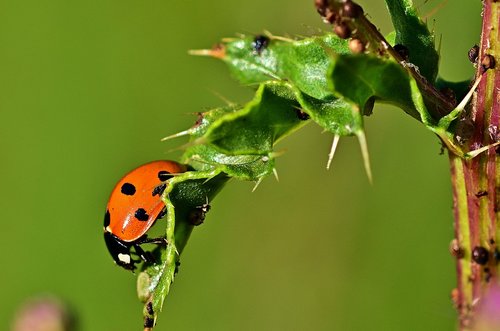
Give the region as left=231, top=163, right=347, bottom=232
left=450, top=1, right=500, bottom=328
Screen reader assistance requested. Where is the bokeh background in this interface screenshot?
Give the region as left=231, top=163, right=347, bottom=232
left=1, top=1, right=482, bottom=330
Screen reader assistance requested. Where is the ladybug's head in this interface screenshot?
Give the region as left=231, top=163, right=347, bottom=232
left=104, top=231, right=137, bottom=271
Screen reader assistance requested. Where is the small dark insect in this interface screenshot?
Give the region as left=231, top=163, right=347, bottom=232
left=439, top=87, right=457, bottom=106
left=349, top=38, right=365, bottom=53
left=294, top=108, right=310, bottom=120
left=188, top=203, right=211, bottom=226
left=472, top=246, right=489, bottom=265
left=334, top=23, right=351, bottom=39
left=174, top=260, right=181, bottom=275
left=393, top=44, right=410, bottom=61
left=481, top=54, right=496, bottom=72
left=475, top=190, right=488, bottom=198
left=342, top=0, right=363, bottom=18
left=146, top=302, right=154, bottom=315
left=484, top=267, right=492, bottom=282
left=314, top=0, right=329, bottom=16
left=494, top=250, right=500, bottom=262
left=488, top=125, right=499, bottom=142
left=449, top=239, right=465, bottom=259
left=325, top=11, right=337, bottom=24
left=252, top=35, right=270, bottom=55
left=468, top=45, right=479, bottom=64
left=144, top=317, right=154, bottom=328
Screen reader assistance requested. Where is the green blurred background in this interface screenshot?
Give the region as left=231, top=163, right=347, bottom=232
left=0, top=1, right=481, bottom=330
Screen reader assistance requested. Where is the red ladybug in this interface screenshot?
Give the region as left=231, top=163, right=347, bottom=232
left=104, top=160, right=187, bottom=270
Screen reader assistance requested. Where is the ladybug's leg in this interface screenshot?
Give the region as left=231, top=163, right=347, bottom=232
left=133, top=235, right=168, bottom=264
left=133, top=244, right=155, bottom=264
left=136, top=236, right=168, bottom=246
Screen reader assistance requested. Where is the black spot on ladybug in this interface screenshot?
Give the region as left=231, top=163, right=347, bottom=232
left=393, top=44, right=409, bottom=61
left=468, top=45, right=479, bottom=64
left=144, top=317, right=154, bottom=328
left=152, top=183, right=167, bottom=197
left=146, top=302, right=154, bottom=315
left=135, top=208, right=149, bottom=222
left=104, top=210, right=111, bottom=228
left=158, top=171, right=173, bottom=182
left=472, top=246, right=489, bottom=265
left=252, top=35, right=269, bottom=55
left=121, top=182, right=136, bottom=196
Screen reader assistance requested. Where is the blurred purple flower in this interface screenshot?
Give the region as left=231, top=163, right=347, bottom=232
left=11, top=296, right=76, bottom=331
left=474, top=285, right=500, bottom=330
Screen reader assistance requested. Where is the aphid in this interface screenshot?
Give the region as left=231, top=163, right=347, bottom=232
left=252, top=35, right=270, bottom=55
left=439, top=87, right=457, bottom=106
left=174, top=260, right=181, bottom=275
left=468, top=45, right=479, bottom=64
left=494, top=250, right=500, bottom=262
left=146, top=302, right=154, bottom=315
left=393, top=44, right=410, bottom=61
left=342, top=0, right=363, bottom=18
left=349, top=38, right=365, bottom=53
left=188, top=202, right=211, bottom=226
left=334, top=23, right=351, bottom=39
left=314, top=0, right=329, bottom=17
left=450, top=288, right=460, bottom=309
left=449, top=239, right=465, bottom=259
left=472, top=246, right=489, bottom=265
left=475, top=190, right=488, bottom=198
left=294, top=108, right=310, bottom=120
left=144, top=316, right=154, bottom=328
left=481, top=54, right=496, bottom=72
left=484, top=267, right=492, bottom=282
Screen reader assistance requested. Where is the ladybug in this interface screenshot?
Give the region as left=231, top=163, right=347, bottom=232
left=104, top=160, right=187, bottom=270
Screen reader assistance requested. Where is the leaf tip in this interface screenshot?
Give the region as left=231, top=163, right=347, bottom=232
left=356, top=130, right=373, bottom=184
left=326, top=135, right=340, bottom=170
left=189, top=43, right=226, bottom=59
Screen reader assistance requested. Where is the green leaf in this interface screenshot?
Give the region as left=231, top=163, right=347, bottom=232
left=328, top=53, right=469, bottom=156
left=192, top=33, right=366, bottom=137
left=179, top=82, right=308, bottom=181
left=328, top=54, right=421, bottom=120
left=195, top=33, right=349, bottom=100
left=385, top=0, right=439, bottom=82
left=201, top=82, right=306, bottom=154
left=138, top=174, right=228, bottom=328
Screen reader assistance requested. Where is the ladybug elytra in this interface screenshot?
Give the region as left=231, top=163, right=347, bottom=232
left=104, top=160, right=187, bottom=270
